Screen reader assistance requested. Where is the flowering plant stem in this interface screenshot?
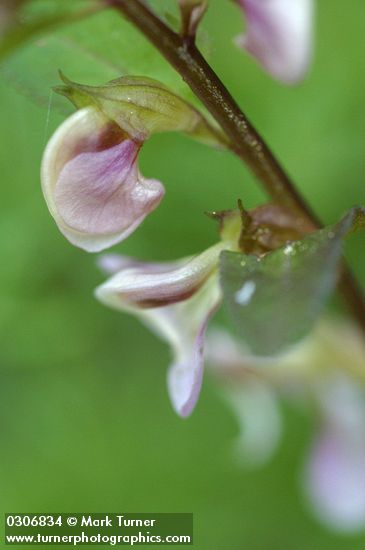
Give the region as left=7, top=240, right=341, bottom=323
left=108, top=0, right=365, bottom=335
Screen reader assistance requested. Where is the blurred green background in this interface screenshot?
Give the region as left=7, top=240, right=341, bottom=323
left=0, top=0, right=365, bottom=548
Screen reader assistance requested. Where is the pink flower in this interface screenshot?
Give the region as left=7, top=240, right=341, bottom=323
left=41, top=74, right=225, bottom=253
left=41, top=107, right=164, bottom=252
left=304, top=377, right=365, bottom=532
left=94, top=205, right=364, bottom=419
left=236, top=0, right=314, bottom=84
left=95, top=243, right=227, bottom=416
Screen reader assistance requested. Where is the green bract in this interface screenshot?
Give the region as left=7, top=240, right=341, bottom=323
left=220, top=207, right=365, bottom=356
left=55, top=72, right=226, bottom=146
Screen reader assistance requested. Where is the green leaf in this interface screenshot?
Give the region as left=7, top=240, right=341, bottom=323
left=149, top=0, right=181, bottom=30
left=220, top=207, right=365, bottom=357
left=0, top=3, right=204, bottom=114
left=0, top=0, right=102, bottom=61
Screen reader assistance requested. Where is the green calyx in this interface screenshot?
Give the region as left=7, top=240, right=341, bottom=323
left=207, top=200, right=315, bottom=255
left=54, top=71, right=226, bottom=146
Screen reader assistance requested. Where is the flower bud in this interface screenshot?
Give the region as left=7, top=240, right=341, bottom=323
left=41, top=106, right=164, bottom=252
left=178, top=0, right=208, bottom=38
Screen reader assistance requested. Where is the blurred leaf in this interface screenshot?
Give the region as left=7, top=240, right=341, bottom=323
left=220, top=207, right=365, bottom=356
left=0, top=0, right=103, bottom=61
left=0, top=3, right=202, bottom=114
left=149, top=0, right=181, bottom=30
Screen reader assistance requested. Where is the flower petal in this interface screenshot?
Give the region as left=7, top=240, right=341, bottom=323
left=41, top=107, right=164, bottom=252
left=96, top=245, right=224, bottom=416
left=227, top=382, right=282, bottom=467
left=305, top=431, right=365, bottom=532
left=206, top=328, right=282, bottom=465
left=165, top=276, right=221, bottom=416
left=236, top=0, right=314, bottom=84
left=96, top=243, right=225, bottom=308
left=304, top=377, right=365, bottom=532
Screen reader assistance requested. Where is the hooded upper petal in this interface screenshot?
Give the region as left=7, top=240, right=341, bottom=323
left=95, top=244, right=225, bottom=416
left=236, top=0, right=314, bottom=84
left=41, top=106, right=164, bottom=252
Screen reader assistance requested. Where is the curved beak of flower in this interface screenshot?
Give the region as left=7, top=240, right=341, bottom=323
left=41, top=106, right=165, bottom=252
left=236, top=0, right=314, bottom=84
left=95, top=243, right=225, bottom=416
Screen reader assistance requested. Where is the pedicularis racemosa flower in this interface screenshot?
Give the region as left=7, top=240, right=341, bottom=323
left=96, top=244, right=225, bottom=417
left=41, top=73, right=223, bottom=252
left=42, top=106, right=165, bottom=253
left=95, top=204, right=364, bottom=418
left=236, top=0, right=314, bottom=84
left=95, top=204, right=315, bottom=417
left=206, top=319, right=365, bottom=532
left=41, top=74, right=365, bottom=420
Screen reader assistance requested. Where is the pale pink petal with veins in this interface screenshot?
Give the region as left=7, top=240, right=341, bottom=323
left=41, top=107, right=164, bottom=252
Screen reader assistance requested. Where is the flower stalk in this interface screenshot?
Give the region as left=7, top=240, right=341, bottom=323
left=107, top=0, right=365, bottom=335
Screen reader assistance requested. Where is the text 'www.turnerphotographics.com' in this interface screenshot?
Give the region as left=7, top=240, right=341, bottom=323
left=5, top=513, right=193, bottom=546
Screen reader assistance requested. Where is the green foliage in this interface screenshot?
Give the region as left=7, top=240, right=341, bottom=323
left=0, top=0, right=102, bottom=61
left=0, top=0, right=201, bottom=115
left=220, top=208, right=365, bottom=356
